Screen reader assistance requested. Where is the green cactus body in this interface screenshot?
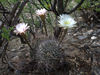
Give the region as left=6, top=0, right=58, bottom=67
left=36, top=40, right=63, bottom=71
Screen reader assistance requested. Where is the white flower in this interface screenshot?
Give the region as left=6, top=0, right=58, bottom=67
left=58, top=14, right=76, bottom=29
left=14, top=23, right=30, bottom=35
left=36, top=8, right=47, bottom=16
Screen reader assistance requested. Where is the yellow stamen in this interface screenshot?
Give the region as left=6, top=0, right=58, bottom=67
left=64, top=21, right=70, bottom=25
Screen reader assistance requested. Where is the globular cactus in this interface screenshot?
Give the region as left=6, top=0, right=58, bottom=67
left=36, top=39, right=64, bottom=71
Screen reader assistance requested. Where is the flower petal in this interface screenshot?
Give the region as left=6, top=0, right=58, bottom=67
left=13, top=23, right=30, bottom=35
left=36, top=8, right=47, bottom=16
left=58, top=14, right=76, bottom=29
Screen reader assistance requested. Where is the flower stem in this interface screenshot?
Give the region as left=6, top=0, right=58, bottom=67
left=21, top=33, right=33, bottom=51
left=58, top=28, right=63, bottom=40
left=40, top=15, right=48, bottom=36
left=58, top=29, right=67, bottom=45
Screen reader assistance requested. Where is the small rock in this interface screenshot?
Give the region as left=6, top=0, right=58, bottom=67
left=93, top=33, right=97, bottom=36
left=96, top=25, right=100, bottom=28
left=74, top=32, right=81, bottom=36
left=68, top=33, right=73, bottom=35
left=69, top=39, right=77, bottom=42
left=93, top=67, right=100, bottom=75
left=11, top=49, right=16, bottom=51
left=77, top=17, right=84, bottom=22
left=15, top=70, right=22, bottom=75
left=90, top=17, right=93, bottom=21
left=90, top=22, right=94, bottom=27
left=77, top=30, right=94, bottom=40
left=77, top=34, right=87, bottom=40
left=83, top=23, right=88, bottom=27
left=97, top=29, right=100, bottom=34
left=91, top=36, right=97, bottom=40
left=0, top=21, right=2, bottom=27
left=87, top=30, right=93, bottom=34
left=26, top=52, right=30, bottom=57
left=11, top=56, right=19, bottom=63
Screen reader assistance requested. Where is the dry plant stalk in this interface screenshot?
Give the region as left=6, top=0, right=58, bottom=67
left=58, top=29, right=67, bottom=45
left=40, top=15, right=48, bottom=36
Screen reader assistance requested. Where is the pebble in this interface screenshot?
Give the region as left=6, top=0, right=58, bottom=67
left=77, top=30, right=94, bottom=40
left=26, top=52, right=30, bottom=57
left=97, top=29, right=100, bottom=34
left=91, top=36, right=97, bottom=40
left=0, top=21, right=2, bottom=27
left=11, top=56, right=19, bottom=63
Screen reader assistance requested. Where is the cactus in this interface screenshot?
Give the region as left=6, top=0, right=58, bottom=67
left=36, top=39, right=63, bottom=71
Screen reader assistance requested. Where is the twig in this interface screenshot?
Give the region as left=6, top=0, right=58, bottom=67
left=64, top=0, right=85, bottom=14
left=11, top=0, right=29, bottom=26
left=9, top=1, right=20, bottom=26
